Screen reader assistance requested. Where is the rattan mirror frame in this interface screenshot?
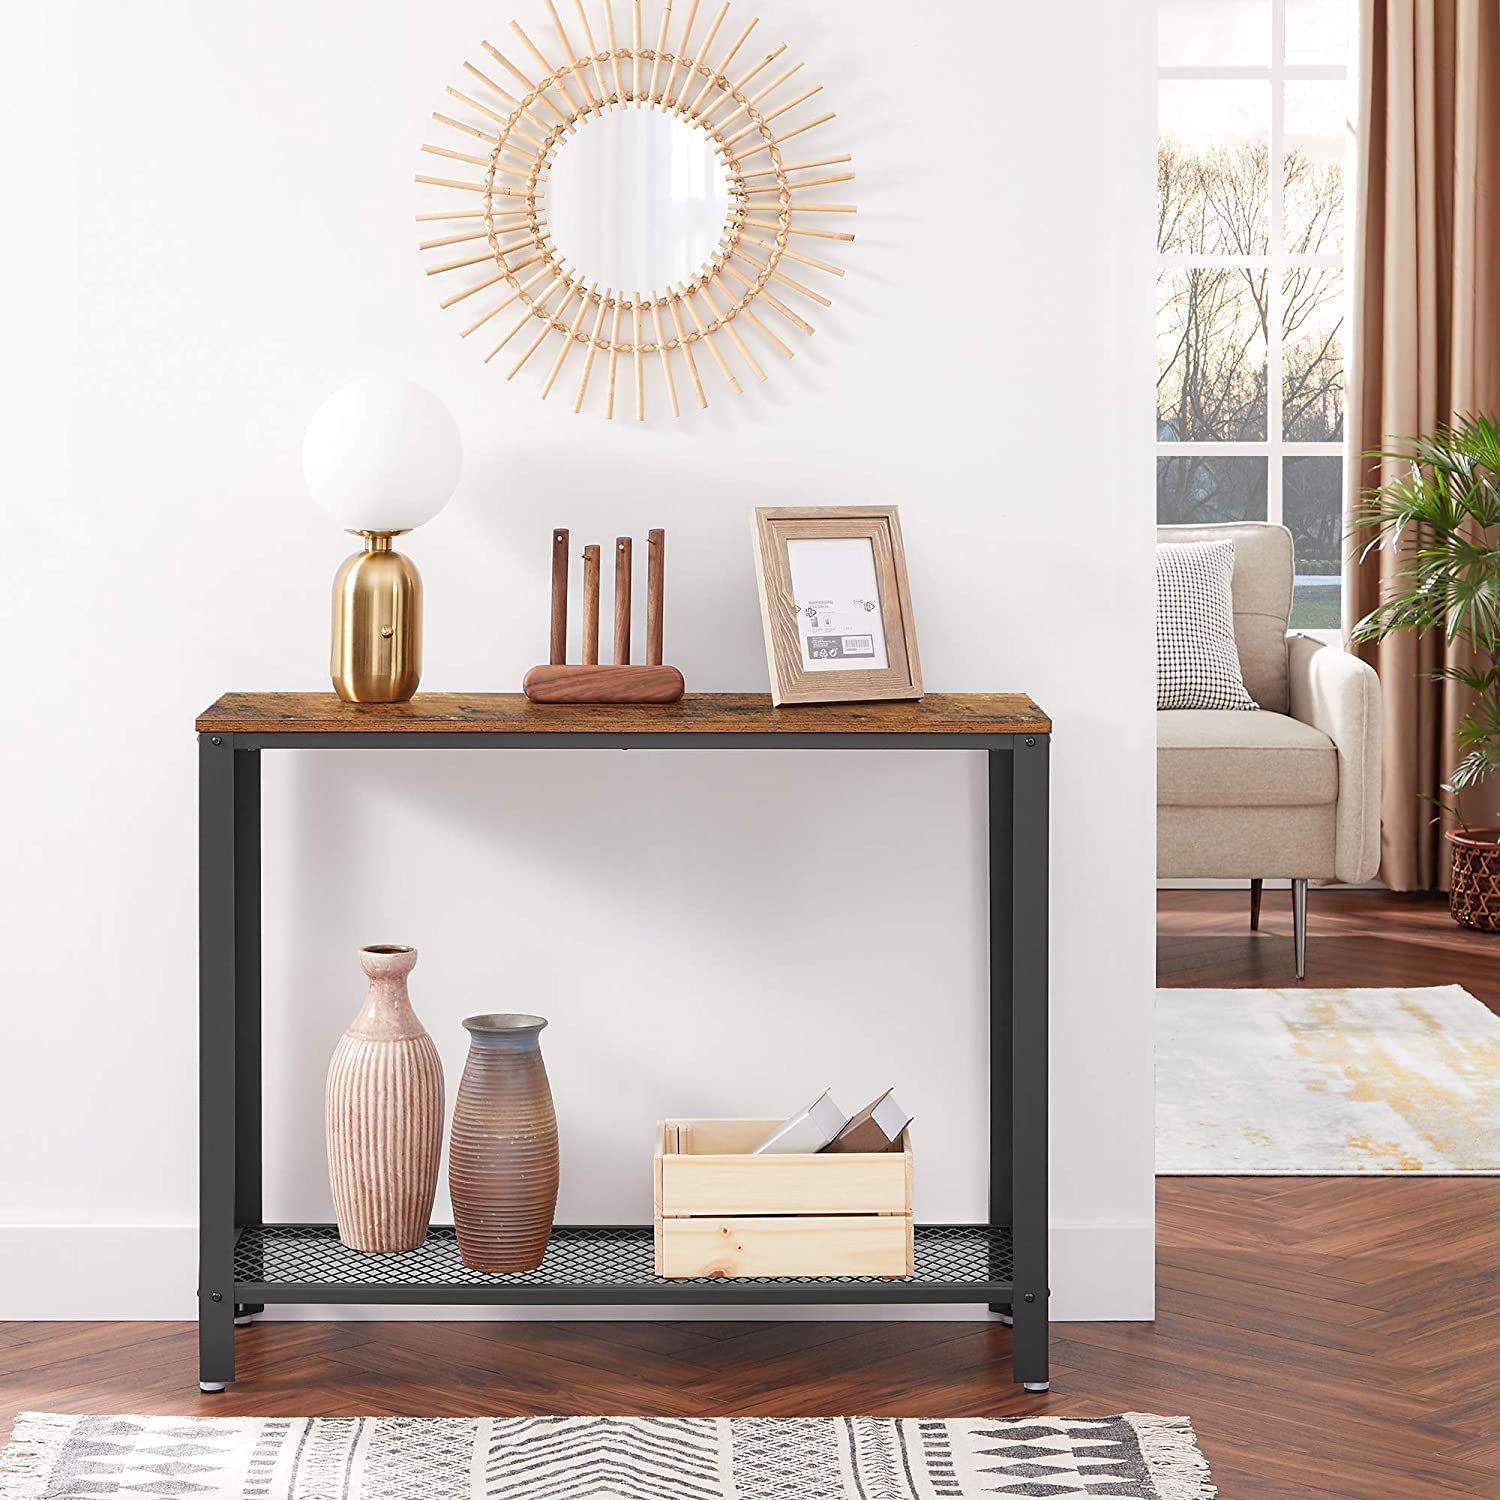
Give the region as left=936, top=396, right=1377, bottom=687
left=418, top=0, right=856, bottom=419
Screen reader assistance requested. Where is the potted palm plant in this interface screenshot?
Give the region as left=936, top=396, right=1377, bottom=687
left=1351, top=413, right=1500, bottom=929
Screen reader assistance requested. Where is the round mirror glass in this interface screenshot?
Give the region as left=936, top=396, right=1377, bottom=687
left=544, top=110, right=734, bottom=293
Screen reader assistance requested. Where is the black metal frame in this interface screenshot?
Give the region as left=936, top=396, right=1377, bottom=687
left=198, top=725, right=1050, bottom=1388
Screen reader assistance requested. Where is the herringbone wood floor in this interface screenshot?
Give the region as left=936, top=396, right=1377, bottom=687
left=3, top=892, right=1497, bottom=1498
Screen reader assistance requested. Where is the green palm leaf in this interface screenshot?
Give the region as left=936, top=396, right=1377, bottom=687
left=1349, top=411, right=1500, bottom=816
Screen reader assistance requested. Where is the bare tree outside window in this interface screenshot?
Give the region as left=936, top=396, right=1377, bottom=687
left=1157, top=8, right=1347, bottom=629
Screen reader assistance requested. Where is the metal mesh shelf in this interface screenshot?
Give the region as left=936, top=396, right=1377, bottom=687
left=234, top=1223, right=1014, bottom=1304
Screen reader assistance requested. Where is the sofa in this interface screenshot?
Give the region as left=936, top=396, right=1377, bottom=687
left=1157, top=522, right=1382, bottom=977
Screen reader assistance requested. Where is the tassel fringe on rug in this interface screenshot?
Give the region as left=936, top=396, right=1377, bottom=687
left=1, top=1410, right=1214, bottom=1499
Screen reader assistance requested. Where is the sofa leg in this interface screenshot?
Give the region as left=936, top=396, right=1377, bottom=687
left=1292, top=878, right=1308, bottom=979
left=1249, top=878, right=1263, bottom=931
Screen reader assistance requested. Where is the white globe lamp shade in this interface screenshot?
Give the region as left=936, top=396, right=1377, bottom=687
left=302, top=377, right=463, bottom=534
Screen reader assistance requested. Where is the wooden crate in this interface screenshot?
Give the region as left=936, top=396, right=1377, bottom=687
left=654, top=1118, right=914, bottom=1279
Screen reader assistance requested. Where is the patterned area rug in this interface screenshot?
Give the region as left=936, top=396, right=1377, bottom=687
left=0, top=1412, right=1214, bottom=1498
left=1157, top=984, right=1500, bottom=1173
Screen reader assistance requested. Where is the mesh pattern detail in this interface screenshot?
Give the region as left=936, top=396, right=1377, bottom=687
left=234, top=1224, right=1014, bottom=1292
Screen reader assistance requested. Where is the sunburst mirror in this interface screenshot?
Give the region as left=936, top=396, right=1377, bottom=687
left=417, top=0, right=856, bottom=419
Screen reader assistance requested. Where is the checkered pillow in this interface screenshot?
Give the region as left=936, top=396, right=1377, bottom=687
left=1157, top=540, right=1258, bottom=710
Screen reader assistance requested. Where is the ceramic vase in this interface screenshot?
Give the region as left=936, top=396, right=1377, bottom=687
left=325, top=945, right=444, bottom=1253
left=449, top=1013, right=559, bottom=1272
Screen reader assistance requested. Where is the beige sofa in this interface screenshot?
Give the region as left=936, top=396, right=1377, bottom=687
left=1157, top=523, right=1382, bottom=977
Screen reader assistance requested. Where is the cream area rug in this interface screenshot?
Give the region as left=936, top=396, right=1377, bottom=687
left=0, top=1412, right=1216, bottom=1499
left=1157, top=984, right=1500, bottom=1174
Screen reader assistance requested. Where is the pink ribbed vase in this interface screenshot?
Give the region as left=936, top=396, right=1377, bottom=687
left=325, top=945, right=444, bottom=1253
left=449, top=1013, right=559, bottom=1273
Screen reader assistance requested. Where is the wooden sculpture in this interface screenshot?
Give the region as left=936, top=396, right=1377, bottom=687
left=524, top=527, right=685, bottom=702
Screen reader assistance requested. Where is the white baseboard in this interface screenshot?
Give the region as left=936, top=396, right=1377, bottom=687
left=0, top=1223, right=1153, bottom=1324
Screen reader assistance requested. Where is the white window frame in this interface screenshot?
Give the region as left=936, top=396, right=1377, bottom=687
left=1157, top=1, right=1350, bottom=639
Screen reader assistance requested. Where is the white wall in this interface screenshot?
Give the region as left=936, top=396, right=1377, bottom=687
left=0, top=0, right=1157, bottom=1321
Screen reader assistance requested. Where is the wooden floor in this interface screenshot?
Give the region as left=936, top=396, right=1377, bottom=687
left=1158, top=884, right=1500, bottom=1016
left=3, top=891, right=1497, bottom=1498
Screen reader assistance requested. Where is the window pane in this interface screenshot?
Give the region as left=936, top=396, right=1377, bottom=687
left=1158, top=0, right=1269, bottom=65
left=1282, top=264, right=1344, bottom=440
left=1285, top=81, right=1346, bottom=251
left=1159, top=82, right=1270, bottom=254
left=1158, top=268, right=1269, bottom=441
left=1157, top=456, right=1269, bottom=526
left=1286, top=0, right=1348, bottom=63
left=1284, top=457, right=1343, bottom=627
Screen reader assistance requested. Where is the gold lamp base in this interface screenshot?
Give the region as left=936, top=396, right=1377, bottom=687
left=331, top=531, right=423, bottom=703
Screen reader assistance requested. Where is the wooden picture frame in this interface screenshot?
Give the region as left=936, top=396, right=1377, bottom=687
left=751, top=506, right=922, bottom=706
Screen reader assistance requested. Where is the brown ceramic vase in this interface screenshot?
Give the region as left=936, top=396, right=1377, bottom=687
left=449, top=1013, right=559, bottom=1273
left=325, top=945, right=444, bottom=1253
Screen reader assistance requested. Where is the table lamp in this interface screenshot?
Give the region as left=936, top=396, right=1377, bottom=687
left=302, top=377, right=463, bottom=703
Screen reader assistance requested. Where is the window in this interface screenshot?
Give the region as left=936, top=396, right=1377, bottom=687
left=1156, top=0, right=1350, bottom=630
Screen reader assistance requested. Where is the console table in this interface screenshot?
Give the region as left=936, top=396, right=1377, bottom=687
left=195, top=691, right=1052, bottom=1390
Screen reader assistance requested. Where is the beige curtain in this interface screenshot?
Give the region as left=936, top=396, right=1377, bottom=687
left=1347, top=0, right=1500, bottom=889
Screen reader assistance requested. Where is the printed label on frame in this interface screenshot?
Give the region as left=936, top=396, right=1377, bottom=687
left=787, top=537, right=889, bottom=673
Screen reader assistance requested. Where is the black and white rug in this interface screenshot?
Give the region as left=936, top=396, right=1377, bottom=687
left=1, top=1412, right=1214, bottom=1498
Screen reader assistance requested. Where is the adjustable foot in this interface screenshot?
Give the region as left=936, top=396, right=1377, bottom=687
left=233, top=1315, right=254, bottom=1327
left=1023, top=1381, right=1050, bottom=1392
left=1011, top=1291, right=1049, bottom=1390
left=198, top=1381, right=227, bottom=1394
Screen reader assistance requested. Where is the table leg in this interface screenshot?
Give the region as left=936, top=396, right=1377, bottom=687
left=990, top=738, right=1049, bottom=1388
left=199, top=734, right=258, bottom=1389
left=234, top=747, right=262, bottom=1240
left=988, top=751, right=1015, bottom=1259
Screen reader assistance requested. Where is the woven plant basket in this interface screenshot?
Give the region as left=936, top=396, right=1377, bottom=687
left=1448, top=827, right=1500, bottom=932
